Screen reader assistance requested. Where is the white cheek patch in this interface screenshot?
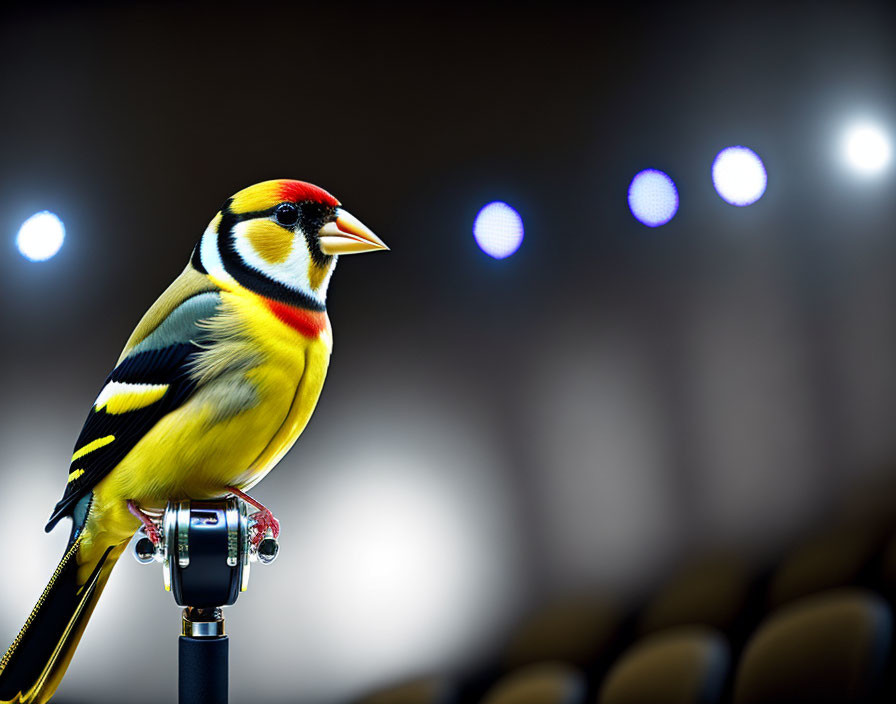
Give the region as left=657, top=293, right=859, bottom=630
left=231, top=219, right=328, bottom=307
left=199, top=224, right=236, bottom=287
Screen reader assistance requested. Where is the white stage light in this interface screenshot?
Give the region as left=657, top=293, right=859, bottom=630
left=473, top=202, right=524, bottom=259
left=712, top=146, right=767, bottom=206
left=17, top=211, right=65, bottom=261
left=627, top=169, right=679, bottom=227
left=843, top=123, right=891, bottom=175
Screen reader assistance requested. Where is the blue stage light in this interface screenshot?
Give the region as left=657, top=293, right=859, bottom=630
left=628, top=169, right=679, bottom=227
left=17, top=211, right=65, bottom=261
left=473, top=202, right=524, bottom=259
left=712, top=146, right=767, bottom=206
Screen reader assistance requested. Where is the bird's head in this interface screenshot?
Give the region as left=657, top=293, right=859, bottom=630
left=193, top=179, right=387, bottom=310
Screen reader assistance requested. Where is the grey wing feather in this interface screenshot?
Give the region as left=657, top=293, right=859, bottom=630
left=130, top=292, right=223, bottom=355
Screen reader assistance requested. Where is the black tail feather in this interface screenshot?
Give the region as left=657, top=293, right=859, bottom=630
left=0, top=537, right=121, bottom=704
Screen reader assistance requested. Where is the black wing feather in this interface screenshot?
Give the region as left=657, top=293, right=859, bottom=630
left=46, top=290, right=225, bottom=532
left=46, top=343, right=204, bottom=531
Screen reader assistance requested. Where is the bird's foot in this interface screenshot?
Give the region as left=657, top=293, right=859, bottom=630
left=226, top=486, right=280, bottom=547
left=248, top=509, right=280, bottom=547
left=127, top=500, right=161, bottom=546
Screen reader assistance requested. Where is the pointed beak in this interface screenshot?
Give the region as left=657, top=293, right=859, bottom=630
left=318, top=208, right=389, bottom=255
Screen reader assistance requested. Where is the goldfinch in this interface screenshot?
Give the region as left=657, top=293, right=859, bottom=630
left=0, top=179, right=387, bottom=704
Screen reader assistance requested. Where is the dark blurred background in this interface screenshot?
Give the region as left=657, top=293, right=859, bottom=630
left=1, top=1, right=896, bottom=702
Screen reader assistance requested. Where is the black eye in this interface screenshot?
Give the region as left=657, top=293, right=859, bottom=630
left=274, top=203, right=299, bottom=227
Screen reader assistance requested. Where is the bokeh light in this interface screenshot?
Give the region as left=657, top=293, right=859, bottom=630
left=712, top=146, right=767, bottom=206
left=842, top=122, right=891, bottom=175
left=16, top=211, right=65, bottom=261
left=473, top=202, right=524, bottom=259
left=627, top=169, right=679, bottom=227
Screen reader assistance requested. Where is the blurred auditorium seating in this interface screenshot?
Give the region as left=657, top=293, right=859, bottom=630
left=500, top=597, right=624, bottom=671
left=637, top=554, right=757, bottom=638
left=481, top=662, right=586, bottom=704
left=733, top=589, right=892, bottom=704
left=766, top=520, right=892, bottom=610
left=355, top=487, right=896, bottom=704
left=357, top=677, right=456, bottom=704
left=599, top=627, right=729, bottom=704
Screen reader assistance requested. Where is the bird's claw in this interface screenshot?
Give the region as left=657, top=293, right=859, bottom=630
left=140, top=521, right=161, bottom=547
left=249, top=509, right=280, bottom=547
left=128, top=499, right=162, bottom=547
left=225, top=486, right=280, bottom=548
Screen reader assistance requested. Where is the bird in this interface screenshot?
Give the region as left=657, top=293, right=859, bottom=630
left=0, top=178, right=387, bottom=704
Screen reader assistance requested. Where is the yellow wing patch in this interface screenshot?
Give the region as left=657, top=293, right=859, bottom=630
left=71, top=435, right=115, bottom=462
left=94, top=382, right=168, bottom=415
left=242, top=220, right=294, bottom=265
left=67, top=469, right=85, bottom=483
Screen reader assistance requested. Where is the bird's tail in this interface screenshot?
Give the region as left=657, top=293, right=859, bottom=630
left=0, top=534, right=126, bottom=704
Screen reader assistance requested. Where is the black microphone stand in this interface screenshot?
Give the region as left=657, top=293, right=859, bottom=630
left=133, top=498, right=279, bottom=704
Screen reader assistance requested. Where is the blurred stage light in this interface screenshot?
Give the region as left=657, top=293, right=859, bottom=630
left=291, top=400, right=519, bottom=689
left=473, top=201, right=524, bottom=259
left=712, top=146, right=767, bottom=206
left=842, top=122, right=891, bottom=175
left=16, top=211, right=65, bottom=261
left=627, top=169, right=679, bottom=227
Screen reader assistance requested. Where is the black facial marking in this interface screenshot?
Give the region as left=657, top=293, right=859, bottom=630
left=190, top=244, right=207, bottom=273
left=216, top=201, right=330, bottom=311
left=299, top=202, right=337, bottom=268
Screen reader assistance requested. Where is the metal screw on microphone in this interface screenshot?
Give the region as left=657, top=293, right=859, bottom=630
left=133, top=536, right=156, bottom=564
left=257, top=530, right=279, bottom=564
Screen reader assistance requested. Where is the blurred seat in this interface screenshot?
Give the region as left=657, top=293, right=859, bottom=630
left=598, top=627, right=729, bottom=704
left=638, top=553, right=754, bottom=637
left=355, top=676, right=454, bottom=704
left=732, top=588, right=892, bottom=704
left=501, top=596, right=623, bottom=670
left=872, top=524, right=896, bottom=605
left=838, top=471, right=896, bottom=530
left=481, top=662, right=586, bottom=704
left=766, top=520, right=890, bottom=610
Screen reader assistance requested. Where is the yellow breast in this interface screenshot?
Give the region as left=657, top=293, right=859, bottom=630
left=224, top=289, right=333, bottom=488
left=91, top=288, right=331, bottom=532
